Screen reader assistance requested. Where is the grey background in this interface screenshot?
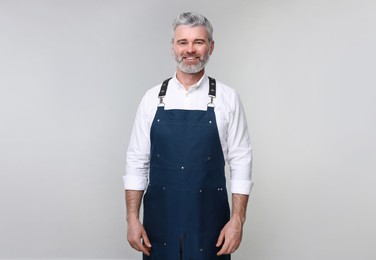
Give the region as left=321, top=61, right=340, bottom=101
left=1, top=0, right=375, bottom=259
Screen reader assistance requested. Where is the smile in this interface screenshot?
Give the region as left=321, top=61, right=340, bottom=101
left=183, top=57, right=199, bottom=62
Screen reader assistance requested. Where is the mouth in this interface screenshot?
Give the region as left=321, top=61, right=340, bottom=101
left=183, top=56, right=199, bottom=63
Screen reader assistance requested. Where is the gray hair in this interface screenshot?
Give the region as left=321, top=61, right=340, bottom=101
left=171, top=12, right=214, bottom=43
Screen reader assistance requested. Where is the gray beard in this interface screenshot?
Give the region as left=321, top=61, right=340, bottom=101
left=175, top=54, right=210, bottom=74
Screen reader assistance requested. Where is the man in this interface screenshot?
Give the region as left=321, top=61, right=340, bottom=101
left=124, top=12, right=253, bottom=259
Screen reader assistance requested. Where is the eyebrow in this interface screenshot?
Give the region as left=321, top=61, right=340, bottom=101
left=176, top=38, right=206, bottom=43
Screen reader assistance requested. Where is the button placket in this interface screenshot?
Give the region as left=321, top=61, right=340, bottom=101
left=183, top=90, right=190, bottom=109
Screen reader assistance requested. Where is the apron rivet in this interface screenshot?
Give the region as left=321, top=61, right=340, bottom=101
left=164, top=242, right=167, bottom=246
left=199, top=189, right=202, bottom=192
left=207, top=156, right=211, bottom=160
left=163, top=187, right=166, bottom=190
left=200, top=248, right=204, bottom=252
left=209, top=120, right=212, bottom=124
left=181, top=166, right=184, bottom=170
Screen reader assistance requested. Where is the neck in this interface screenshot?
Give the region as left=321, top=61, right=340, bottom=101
left=176, top=69, right=205, bottom=90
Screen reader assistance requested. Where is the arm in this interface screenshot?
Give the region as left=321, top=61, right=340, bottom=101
left=216, top=193, right=249, bottom=255
left=216, top=90, right=253, bottom=255
left=125, top=190, right=151, bottom=256
left=124, top=92, right=154, bottom=255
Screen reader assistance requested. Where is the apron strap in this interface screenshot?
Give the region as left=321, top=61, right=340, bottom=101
left=158, top=76, right=216, bottom=105
left=158, top=78, right=172, bottom=105
left=208, top=76, right=216, bottom=97
left=208, top=77, right=216, bottom=106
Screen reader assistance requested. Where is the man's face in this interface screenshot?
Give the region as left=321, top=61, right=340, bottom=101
left=172, top=25, right=214, bottom=74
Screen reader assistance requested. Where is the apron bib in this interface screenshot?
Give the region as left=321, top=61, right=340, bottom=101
left=143, top=77, right=230, bottom=260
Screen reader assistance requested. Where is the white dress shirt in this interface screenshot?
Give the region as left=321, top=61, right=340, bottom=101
left=123, top=74, right=253, bottom=195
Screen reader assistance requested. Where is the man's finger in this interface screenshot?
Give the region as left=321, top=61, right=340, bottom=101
left=217, top=233, right=231, bottom=256
left=218, top=238, right=240, bottom=255
left=216, top=230, right=225, bottom=247
left=217, top=240, right=230, bottom=256
left=142, top=230, right=152, bottom=248
left=133, top=240, right=151, bottom=256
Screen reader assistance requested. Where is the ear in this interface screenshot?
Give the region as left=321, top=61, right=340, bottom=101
left=171, top=44, right=175, bottom=56
left=209, top=40, right=215, bottom=55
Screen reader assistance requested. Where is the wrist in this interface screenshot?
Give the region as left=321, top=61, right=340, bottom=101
left=126, top=213, right=139, bottom=223
left=231, top=212, right=246, bottom=225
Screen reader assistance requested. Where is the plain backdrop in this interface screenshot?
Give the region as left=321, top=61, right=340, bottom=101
left=0, top=0, right=375, bottom=259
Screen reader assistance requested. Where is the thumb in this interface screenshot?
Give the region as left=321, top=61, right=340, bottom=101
left=142, top=230, right=152, bottom=248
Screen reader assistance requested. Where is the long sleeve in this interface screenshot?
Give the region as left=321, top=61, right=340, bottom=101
left=227, top=92, right=253, bottom=195
left=123, top=94, right=152, bottom=190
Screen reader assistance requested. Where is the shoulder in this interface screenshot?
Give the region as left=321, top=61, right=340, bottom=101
left=143, top=77, right=174, bottom=99
left=139, top=81, right=165, bottom=106
left=143, top=84, right=160, bottom=99
left=135, top=82, right=164, bottom=118
left=215, top=79, right=237, bottom=96
left=213, top=79, right=241, bottom=108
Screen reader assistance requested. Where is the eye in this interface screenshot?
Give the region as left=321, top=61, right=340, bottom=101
left=177, top=41, right=187, bottom=45
left=195, top=40, right=206, bottom=45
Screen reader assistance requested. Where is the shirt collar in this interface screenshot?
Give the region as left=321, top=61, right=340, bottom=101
left=172, top=72, right=207, bottom=92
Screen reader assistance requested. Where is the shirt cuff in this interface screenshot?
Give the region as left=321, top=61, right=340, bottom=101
left=123, top=175, right=148, bottom=190
left=230, top=180, right=254, bottom=195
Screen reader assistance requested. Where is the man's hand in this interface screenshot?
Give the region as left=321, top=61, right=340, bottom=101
left=127, top=217, right=152, bottom=256
left=216, top=193, right=249, bottom=255
left=125, top=190, right=151, bottom=256
left=216, top=216, right=243, bottom=255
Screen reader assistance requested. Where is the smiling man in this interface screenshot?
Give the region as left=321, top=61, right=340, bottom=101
left=124, top=12, right=253, bottom=260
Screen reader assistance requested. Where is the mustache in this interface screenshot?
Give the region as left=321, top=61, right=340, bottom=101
left=182, top=54, right=199, bottom=57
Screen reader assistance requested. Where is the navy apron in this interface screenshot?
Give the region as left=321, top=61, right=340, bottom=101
left=143, top=77, right=231, bottom=260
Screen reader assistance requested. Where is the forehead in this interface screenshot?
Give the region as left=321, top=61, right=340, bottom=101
left=174, top=25, right=209, bottom=41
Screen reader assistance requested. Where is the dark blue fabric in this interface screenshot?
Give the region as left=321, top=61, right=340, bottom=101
left=143, top=106, right=230, bottom=260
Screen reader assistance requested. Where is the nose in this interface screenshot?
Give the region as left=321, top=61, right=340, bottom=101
left=186, top=43, right=196, bottom=53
